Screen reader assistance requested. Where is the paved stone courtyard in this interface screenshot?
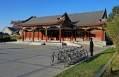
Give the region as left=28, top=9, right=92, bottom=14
left=0, top=43, right=110, bottom=77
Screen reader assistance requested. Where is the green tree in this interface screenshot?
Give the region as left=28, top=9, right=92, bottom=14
left=105, top=5, right=119, bottom=51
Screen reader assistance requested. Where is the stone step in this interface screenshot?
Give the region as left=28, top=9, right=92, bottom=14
left=28, top=42, right=45, bottom=45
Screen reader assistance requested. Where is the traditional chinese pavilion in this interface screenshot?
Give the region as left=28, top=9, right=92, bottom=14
left=11, top=9, right=107, bottom=43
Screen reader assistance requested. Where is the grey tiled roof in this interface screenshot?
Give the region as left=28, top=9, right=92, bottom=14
left=23, top=15, right=62, bottom=24
left=8, top=27, right=19, bottom=32
left=0, top=32, right=4, bottom=35
left=68, top=10, right=106, bottom=24
left=16, top=9, right=107, bottom=25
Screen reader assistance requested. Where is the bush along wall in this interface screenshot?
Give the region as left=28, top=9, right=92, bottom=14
left=0, top=35, right=21, bottom=42
left=10, top=35, right=21, bottom=41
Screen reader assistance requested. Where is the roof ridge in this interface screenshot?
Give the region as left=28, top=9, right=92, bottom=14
left=33, top=10, right=105, bottom=19
left=68, top=10, right=105, bottom=15
left=36, top=14, right=62, bottom=18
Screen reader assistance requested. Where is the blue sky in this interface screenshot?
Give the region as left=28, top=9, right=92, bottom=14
left=0, top=0, right=119, bottom=31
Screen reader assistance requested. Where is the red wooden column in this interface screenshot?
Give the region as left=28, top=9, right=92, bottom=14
left=88, top=29, right=90, bottom=40
left=38, top=30, right=39, bottom=40
left=39, top=30, right=42, bottom=40
left=21, top=28, right=24, bottom=42
left=71, top=30, right=74, bottom=41
left=62, top=30, right=64, bottom=41
left=48, top=30, right=50, bottom=40
left=29, top=31, right=30, bottom=40
left=45, top=26, right=48, bottom=42
left=32, top=27, right=34, bottom=42
left=24, top=30, right=26, bottom=40
left=84, top=28, right=88, bottom=41
left=101, top=28, right=104, bottom=41
left=74, top=29, right=76, bottom=41
left=59, top=27, right=62, bottom=42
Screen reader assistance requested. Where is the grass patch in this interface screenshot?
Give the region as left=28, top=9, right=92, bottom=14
left=54, top=48, right=116, bottom=77
left=101, top=52, right=119, bottom=77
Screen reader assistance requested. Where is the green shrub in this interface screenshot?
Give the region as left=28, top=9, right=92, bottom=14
left=0, top=34, right=21, bottom=42
left=0, top=34, right=10, bottom=42
left=10, top=35, right=21, bottom=41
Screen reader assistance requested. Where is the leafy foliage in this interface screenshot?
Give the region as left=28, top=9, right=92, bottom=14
left=0, top=32, right=20, bottom=42
left=0, top=32, right=10, bottom=42
left=10, top=35, right=21, bottom=41
left=105, top=5, right=119, bottom=51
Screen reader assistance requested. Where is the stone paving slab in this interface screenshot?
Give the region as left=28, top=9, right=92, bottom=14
left=0, top=43, right=110, bottom=77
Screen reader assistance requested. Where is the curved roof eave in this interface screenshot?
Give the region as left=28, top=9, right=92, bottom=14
left=16, top=18, right=65, bottom=27
left=76, top=21, right=106, bottom=27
